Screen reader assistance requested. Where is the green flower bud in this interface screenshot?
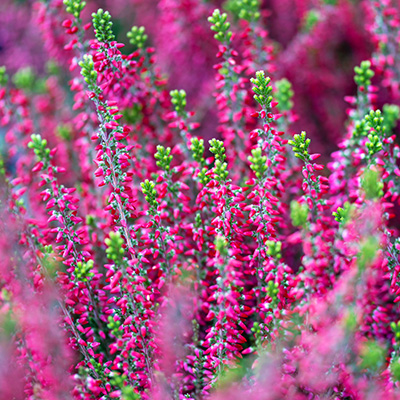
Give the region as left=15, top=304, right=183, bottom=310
left=251, top=71, right=273, bottom=109
left=127, top=26, right=148, bottom=49
left=290, top=200, right=309, bottom=227
left=208, top=9, right=232, bottom=43
left=92, top=8, right=115, bottom=43
left=63, top=0, right=86, bottom=19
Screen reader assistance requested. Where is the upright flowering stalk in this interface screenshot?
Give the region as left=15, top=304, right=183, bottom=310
left=329, top=61, right=377, bottom=207
left=289, top=132, right=334, bottom=296
left=208, top=9, right=250, bottom=179
left=226, top=0, right=276, bottom=76
left=80, top=40, right=136, bottom=257
left=244, top=72, right=296, bottom=340
left=202, top=236, right=246, bottom=392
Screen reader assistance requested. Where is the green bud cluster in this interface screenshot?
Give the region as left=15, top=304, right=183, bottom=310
left=75, top=259, right=94, bottom=282
left=361, top=168, right=383, bottom=200
left=170, top=89, right=187, bottom=116
left=366, top=133, right=383, bottom=156
left=251, top=321, right=268, bottom=348
left=208, top=9, right=232, bottom=43
left=248, top=147, right=267, bottom=179
left=107, top=315, right=122, bottom=338
left=215, top=235, right=228, bottom=257
left=360, top=110, right=385, bottom=157
left=197, top=168, right=211, bottom=185
left=275, top=78, right=294, bottom=112
left=391, top=321, right=400, bottom=341
left=352, top=119, right=369, bottom=139
left=354, top=60, right=374, bottom=89
left=127, top=26, right=148, bottom=49
left=43, top=245, right=53, bottom=254
left=140, top=179, right=158, bottom=208
left=251, top=71, right=273, bottom=109
left=290, top=200, right=309, bottom=227
left=365, top=109, right=384, bottom=135
left=0, top=157, right=5, bottom=176
left=265, top=240, right=282, bottom=259
left=195, top=213, right=203, bottom=229
left=92, top=9, right=115, bottom=43
left=191, top=137, right=205, bottom=166
left=332, top=202, right=352, bottom=225
left=12, top=67, right=35, bottom=91
left=154, top=145, right=173, bottom=172
left=214, top=160, right=229, bottom=182
left=209, top=139, right=227, bottom=163
left=224, top=0, right=260, bottom=22
left=210, top=139, right=228, bottom=182
left=79, top=55, right=98, bottom=90
left=288, top=131, right=311, bottom=161
left=0, top=66, right=8, bottom=86
left=266, top=280, right=279, bottom=302
left=236, top=0, right=261, bottom=22
left=63, top=0, right=86, bottom=19
left=28, top=134, right=50, bottom=163
left=105, top=231, right=125, bottom=261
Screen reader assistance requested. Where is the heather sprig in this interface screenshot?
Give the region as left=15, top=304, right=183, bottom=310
left=141, top=179, right=158, bottom=210
left=248, top=147, right=267, bottom=179
left=74, top=259, right=94, bottom=282
left=225, top=0, right=261, bottom=23
left=275, top=78, right=294, bottom=112
left=79, top=55, right=98, bottom=91
left=63, top=0, right=86, bottom=19
left=105, top=231, right=125, bottom=262
left=354, top=60, right=374, bottom=89
left=289, top=131, right=311, bottom=162
left=190, top=137, right=206, bottom=167
left=127, top=26, right=148, bottom=49
left=290, top=200, right=309, bottom=227
left=251, top=71, right=273, bottom=111
left=209, top=139, right=227, bottom=163
left=92, top=8, right=115, bottom=43
left=332, top=202, right=352, bottom=225
left=170, top=89, right=187, bottom=117
left=27, top=134, right=51, bottom=167
left=353, top=60, right=375, bottom=119
left=210, top=139, right=228, bottom=182
left=154, top=145, right=173, bottom=172
left=208, top=9, right=232, bottom=44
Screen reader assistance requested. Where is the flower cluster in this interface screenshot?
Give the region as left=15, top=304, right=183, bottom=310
left=1, top=1, right=400, bottom=399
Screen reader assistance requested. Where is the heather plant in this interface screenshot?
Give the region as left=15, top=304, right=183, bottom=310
left=1, top=0, right=400, bottom=399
